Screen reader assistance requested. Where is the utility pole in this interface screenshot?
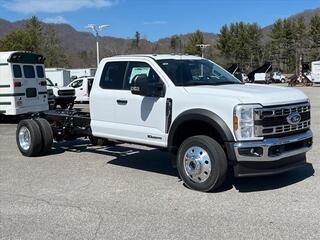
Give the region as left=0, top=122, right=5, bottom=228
left=196, top=44, right=210, bottom=76
left=85, top=24, right=110, bottom=67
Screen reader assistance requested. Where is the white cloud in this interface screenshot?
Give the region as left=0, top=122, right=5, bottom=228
left=2, top=0, right=117, bottom=13
left=143, top=21, right=167, bottom=25
left=43, top=16, right=69, bottom=24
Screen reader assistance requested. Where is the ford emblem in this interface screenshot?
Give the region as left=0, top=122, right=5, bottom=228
left=287, top=112, right=301, bottom=125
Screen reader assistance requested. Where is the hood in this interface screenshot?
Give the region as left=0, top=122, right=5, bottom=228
left=184, top=83, right=308, bottom=106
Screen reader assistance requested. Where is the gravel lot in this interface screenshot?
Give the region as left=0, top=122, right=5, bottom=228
left=0, top=86, right=319, bottom=240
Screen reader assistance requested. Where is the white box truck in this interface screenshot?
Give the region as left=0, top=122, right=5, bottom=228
left=68, top=68, right=96, bottom=80
left=45, top=68, right=71, bottom=87
left=0, top=51, right=49, bottom=116
left=311, top=61, right=320, bottom=83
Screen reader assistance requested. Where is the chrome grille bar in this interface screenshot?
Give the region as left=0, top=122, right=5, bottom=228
left=255, top=102, right=311, bottom=137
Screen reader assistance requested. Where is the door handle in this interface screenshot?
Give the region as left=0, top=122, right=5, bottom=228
left=117, top=99, right=128, bottom=105
left=80, top=88, right=83, bottom=90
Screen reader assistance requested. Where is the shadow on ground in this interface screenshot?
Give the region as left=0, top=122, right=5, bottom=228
left=52, top=139, right=315, bottom=193
left=0, top=115, right=24, bottom=124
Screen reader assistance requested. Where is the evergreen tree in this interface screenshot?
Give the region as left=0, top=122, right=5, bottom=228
left=310, top=15, right=320, bottom=59
left=185, top=30, right=204, bottom=56
left=217, top=22, right=262, bottom=71
left=131, top=31, right=141, bottom=49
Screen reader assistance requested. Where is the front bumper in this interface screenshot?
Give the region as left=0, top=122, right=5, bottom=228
left=229, top=130, right=313, bottom=177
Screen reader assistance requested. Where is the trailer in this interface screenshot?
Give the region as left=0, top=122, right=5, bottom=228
left=45, top=68, right=71, bottom=87
left=247, top=62, right=272, bottom=84
left=226, top=64, right=249, bottom=82
left=311, top=61, right=320, bottom=83
left=68, top=68, right=96, bottom=80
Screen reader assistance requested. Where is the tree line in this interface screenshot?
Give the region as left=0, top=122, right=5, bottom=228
left=1, top=15, right=320, bottom=73
left=0, top=16, right=69, bottom=67
left=183, top=16, right=320, bottom=73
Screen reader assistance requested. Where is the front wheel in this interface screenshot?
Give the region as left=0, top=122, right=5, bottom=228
left=177, top=135, right=227, bottom=192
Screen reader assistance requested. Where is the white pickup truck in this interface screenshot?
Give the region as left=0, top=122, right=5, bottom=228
left=15, top=55, right=313, bottom=192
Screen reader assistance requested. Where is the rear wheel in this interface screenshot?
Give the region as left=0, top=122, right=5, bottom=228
left=35, top=118, right=53, bottom=155
left=16, top=119, right=43, bottom=157
left=177, top=135, right=227, bottom=192
left=89, top=136, right=110, bottom=146
left=60, top=103, right=68, bottom=109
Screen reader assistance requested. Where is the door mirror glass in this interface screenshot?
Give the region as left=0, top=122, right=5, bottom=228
left=131, top=74, right=165, bottom=97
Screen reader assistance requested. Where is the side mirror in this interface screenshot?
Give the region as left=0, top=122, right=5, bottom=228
left=54, top=83, right=58, bottom=86
left=131, top=74, right=165, bottom=97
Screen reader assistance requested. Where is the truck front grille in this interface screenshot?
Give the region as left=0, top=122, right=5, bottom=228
left=255, top=102, right=311, bottom=138
left=58, top=89, right=75, bottom=96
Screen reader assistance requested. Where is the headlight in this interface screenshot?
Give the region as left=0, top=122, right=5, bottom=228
left=233, top=104, right=262, bottom=141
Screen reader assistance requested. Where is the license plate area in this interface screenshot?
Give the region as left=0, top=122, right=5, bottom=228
left=26, top=88, right=37, bottom=98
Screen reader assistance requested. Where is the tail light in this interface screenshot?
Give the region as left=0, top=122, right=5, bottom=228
left=14, top=82, right=22, bottom=87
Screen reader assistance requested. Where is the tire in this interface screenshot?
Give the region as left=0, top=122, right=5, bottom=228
left=16, top=119, right=43, bottom=157
left=177, top=135, right=227, bottom=192
left=35, top=118, right=53, bottom=155
left=60, top=103, right=68, bottom=109
left=89, top=136, right=109, bottom=146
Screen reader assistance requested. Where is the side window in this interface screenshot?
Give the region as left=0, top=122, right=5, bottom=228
left=71, top=80, right=83, bottom=88
left=23, top=65, right=35, bottom=78
left=36, top=66, right=45, bottom=78
left=100, top=62, right=127, bottom=90
left=124, top=62, right=161, bottom=90
left=12, top=65, right=22, bottom=78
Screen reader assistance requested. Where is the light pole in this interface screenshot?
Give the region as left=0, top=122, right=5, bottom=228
left=196, top=44, right=210, bottom=76
left=85, top=24, right=110, bottom=67
left=196, top=44, right=210, bottom=58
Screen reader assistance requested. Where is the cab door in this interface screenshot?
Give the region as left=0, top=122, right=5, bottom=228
left=90, top=61, right=128, bottom=139
left=114, top=61, right=167, bottom=146
left=70, top=79, right=84, bottom=102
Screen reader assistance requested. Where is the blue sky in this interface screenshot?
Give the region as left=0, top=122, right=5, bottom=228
left=0, top=0, right=320, bottom=41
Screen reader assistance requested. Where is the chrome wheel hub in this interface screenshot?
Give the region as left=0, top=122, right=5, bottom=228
left=183, top=146, right=212, bottom=183
left=19, top=126, right=31, bottom=151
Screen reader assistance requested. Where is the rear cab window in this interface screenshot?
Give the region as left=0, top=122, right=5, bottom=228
left=23, top=65, right=35, bottom=78
left=36, top=66, right=45, bottom=78
left=12, top=65, right=22, bottom=78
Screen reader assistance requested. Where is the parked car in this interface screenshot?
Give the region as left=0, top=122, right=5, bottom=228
left=46, top=78, right=75, bottom=109
left=16, top=54, right=313, bottom=192
left=271, top=72, right=286, bottom=83
left=67, top=76, right=94, bottom=102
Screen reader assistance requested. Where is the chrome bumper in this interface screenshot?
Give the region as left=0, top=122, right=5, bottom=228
left=234, top=130, right=313, bottom=162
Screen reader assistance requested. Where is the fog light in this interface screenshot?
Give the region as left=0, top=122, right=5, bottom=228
left=238, top=147, right=263, bottom=157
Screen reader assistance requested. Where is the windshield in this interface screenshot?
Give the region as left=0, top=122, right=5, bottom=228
left=156, top=59, right=242, bottom=86
left=46, top=78, right=54, bottom=86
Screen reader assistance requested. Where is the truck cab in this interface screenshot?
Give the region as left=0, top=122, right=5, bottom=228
left=16, top=54, right=313, bottom=192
